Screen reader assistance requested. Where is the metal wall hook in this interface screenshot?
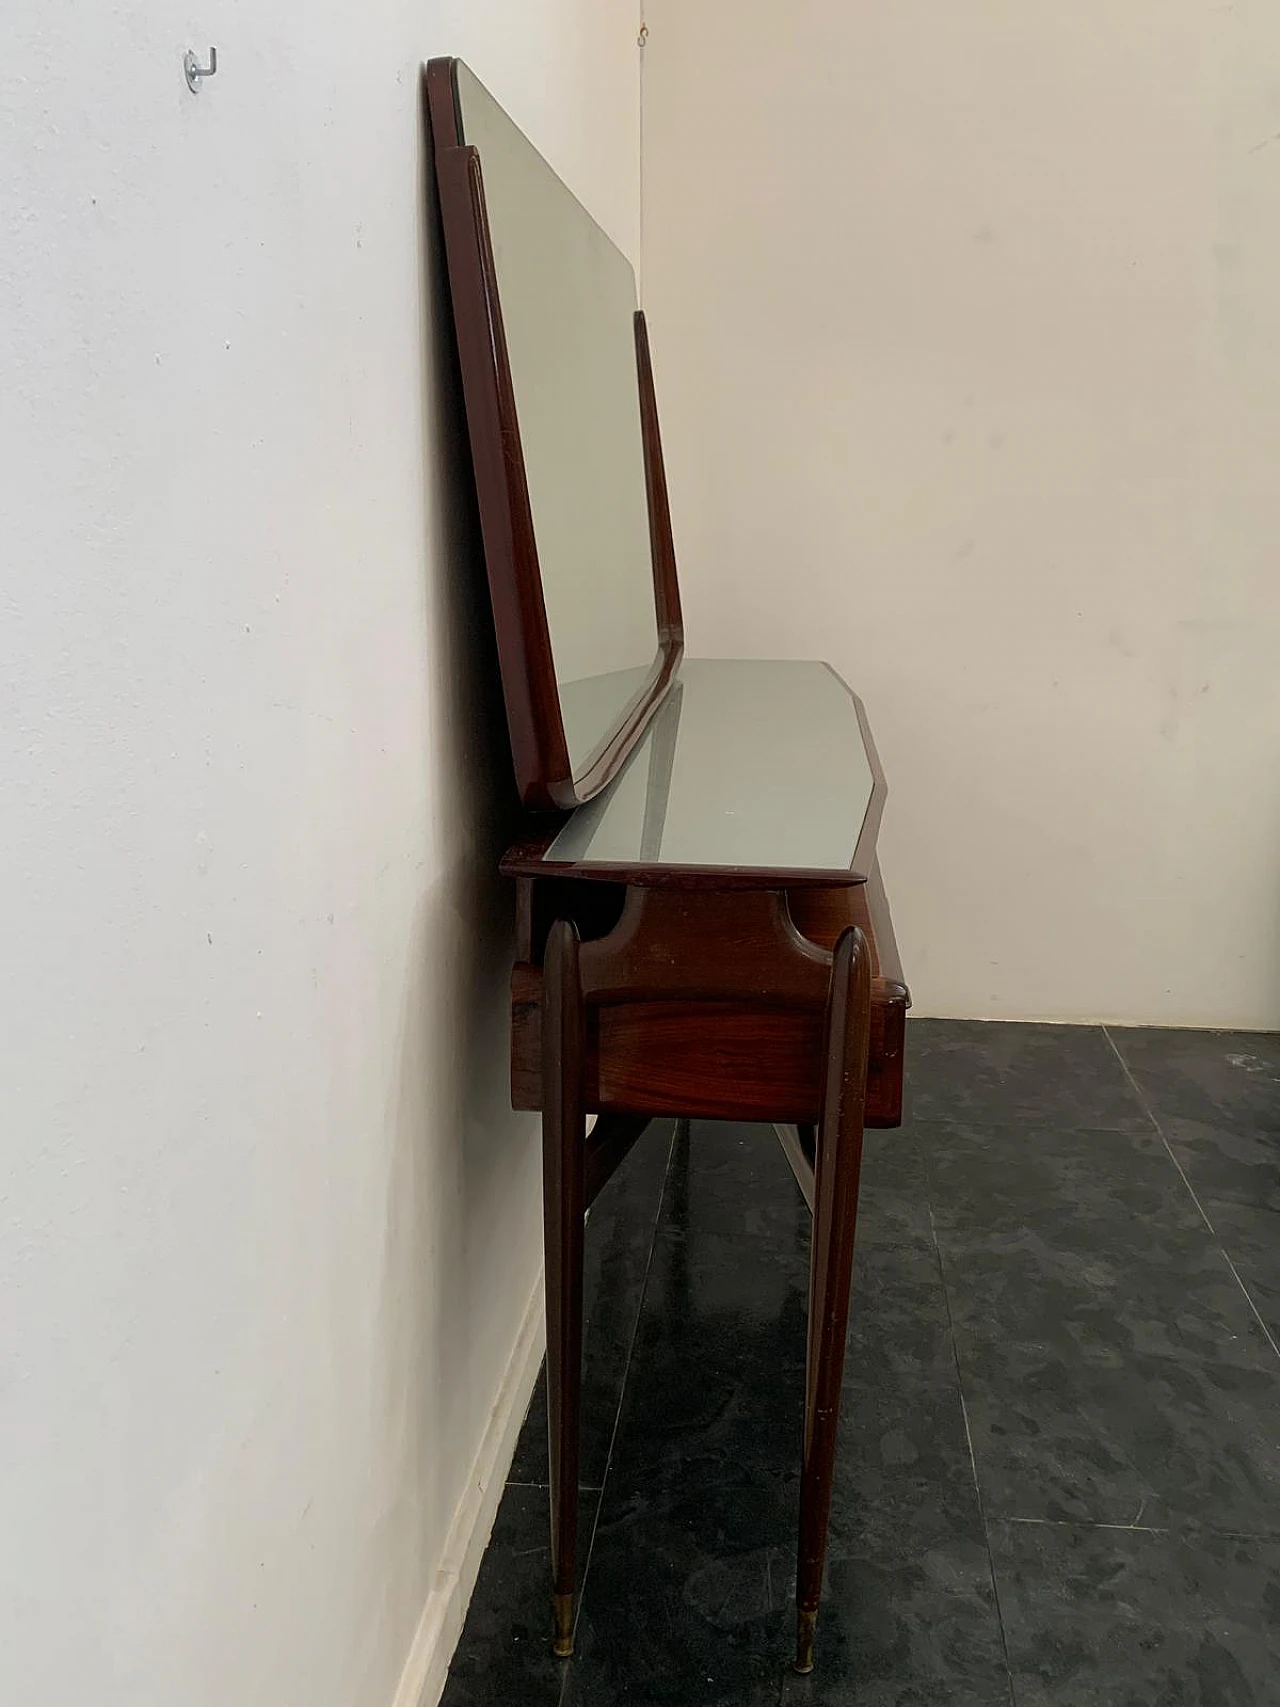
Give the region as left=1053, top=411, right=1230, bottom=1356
left=184, top=46, right=217, bottom=92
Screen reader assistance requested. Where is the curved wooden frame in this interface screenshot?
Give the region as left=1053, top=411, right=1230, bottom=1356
left=426, top=58, right=683, bottom=810
left=539, top=893, right=874, bottom=1667
left=427, top=56, right=910, bottom=1680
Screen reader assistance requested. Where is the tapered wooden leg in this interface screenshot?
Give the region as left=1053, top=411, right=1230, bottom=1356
left=543, top=918, right=586, bottom=1657
left=795, top=926, right=872, bottom=1674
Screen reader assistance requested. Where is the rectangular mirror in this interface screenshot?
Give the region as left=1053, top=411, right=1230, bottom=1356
left=428, top=59, right=682, bottom=810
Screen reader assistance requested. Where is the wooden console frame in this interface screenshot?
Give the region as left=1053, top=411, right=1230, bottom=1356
left=426, top=54, right=910, bottom=1677
left=509, top=861, right=908, bottom=1127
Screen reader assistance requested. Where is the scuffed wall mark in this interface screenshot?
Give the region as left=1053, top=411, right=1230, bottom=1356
left=1248, top=130, right=1280, bottom=153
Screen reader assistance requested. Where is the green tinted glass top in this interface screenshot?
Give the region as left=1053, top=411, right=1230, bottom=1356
left=541, top=660, right=876, bottom=878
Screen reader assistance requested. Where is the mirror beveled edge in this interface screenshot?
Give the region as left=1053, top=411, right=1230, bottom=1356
left=425, top=56, right=683, bottom=812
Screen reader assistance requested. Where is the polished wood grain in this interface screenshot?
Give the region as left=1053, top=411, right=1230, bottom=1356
left=509, top=865, right=908, bottom=1127
left=535, top=886, right=876, bottom=1673
left=429, top=90, right=566, bottom=805
left=426, top=58, right=682, bottom=810
left=788, top=859, right=908, bottom=1125
left=513, top=982, right=906, bottom=1125
left=787, top=860, right=905, bottom=981
left=795, top=925, right=871, bottom=1673
left=542, top=918, right=587, bottom=1656
left=578, top=886, right=830, bottom=1003
left=634, top=310, right=683, bottom=651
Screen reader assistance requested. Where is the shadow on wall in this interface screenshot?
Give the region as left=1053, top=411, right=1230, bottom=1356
left=373, top=69, right=541, bottom=1628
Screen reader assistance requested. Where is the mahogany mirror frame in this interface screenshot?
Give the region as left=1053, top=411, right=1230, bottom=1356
left=426, top=58, right=684, bottom=812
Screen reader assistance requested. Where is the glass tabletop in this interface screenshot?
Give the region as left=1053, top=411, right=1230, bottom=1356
left=505, top=659, right=882, bottom=886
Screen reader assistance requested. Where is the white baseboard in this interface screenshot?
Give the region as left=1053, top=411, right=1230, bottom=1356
left=390, top=1266, right=546, bottom=1707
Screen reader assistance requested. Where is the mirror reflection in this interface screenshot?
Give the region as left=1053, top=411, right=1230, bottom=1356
left=454, top=63, right=661, bottom=780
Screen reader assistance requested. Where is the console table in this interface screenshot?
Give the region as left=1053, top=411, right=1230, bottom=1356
left=427, top=58, right=909, bottom=1676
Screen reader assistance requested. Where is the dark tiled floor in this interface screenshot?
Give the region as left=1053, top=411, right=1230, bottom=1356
left=442, top=1022, right=1280, bottom=1706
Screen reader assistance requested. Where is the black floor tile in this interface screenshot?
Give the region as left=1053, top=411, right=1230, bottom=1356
left=1202, top=1199, right=1280, bottom=1347
left=660, top=1120, right=932, bottom=1250
left=578, top=1121, right=1010, bottom=1704
left=658, top=1118, right=812, bottom=1246
left=1110, top=1028, right=1280, bottom=1215
left=854, top=1125, right=936, bottom=1249
left=787, top=1363, right=1010, bottom=1700
left=1109, top=1027, right=1280, bottom=1154
left=440, top=1483, right=600, bottom=1707
left=611, top=1221, right=809, bottom=1484
left=906, top=1020, right=1147, bottom=1131
left=990, top=1518, right=1280, bottom=1707
left=1152, top=1109, right=1280, bottom=1221
left=777, top=1516, right=1012, bottom=1707
left=925, top=1119, right=1280, bottom=1532
left=1107, top=1028, right=1280, bottom=1352
left=509, top=1121, right=676, bottom=1489
left=788, top=1179, right=1015, bottom=1705
left=561, top=1473, right=792, bottom=1707
left=446, top=1021, right=1280, bottom=1707
left=834, top=1231, right=978, bottom=1542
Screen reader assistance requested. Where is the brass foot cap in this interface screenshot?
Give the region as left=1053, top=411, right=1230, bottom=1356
left=794, top=1608, right=817, bottom=1674
left=553, top=1592, right=575, bottom=1658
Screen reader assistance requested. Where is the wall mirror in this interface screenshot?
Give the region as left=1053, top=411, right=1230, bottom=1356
left=427, top=58, right=682, bottom=811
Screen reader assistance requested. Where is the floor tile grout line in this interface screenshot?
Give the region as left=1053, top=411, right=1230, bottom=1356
left=1222, top=1248, right=1280, bottom=1362
left=926, top=1192, right=1019, bottom=1707
left=1101, top=1026, right=1280, bottom=1364
left=1100, top=1026, right=1217, bottom=1235
left=567, top=1115, right=683, bottom=1677
left=1005, top=1515, right=1168, bottom=1534
left=1001, top=1514, right=1280, bottom=1540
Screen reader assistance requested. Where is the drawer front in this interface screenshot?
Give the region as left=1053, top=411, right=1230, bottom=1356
left=511, top=969, right=906, bottom=1127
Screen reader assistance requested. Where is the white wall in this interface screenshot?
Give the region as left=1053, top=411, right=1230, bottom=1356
left=0, top=7, right=638, bottom=1706
left=642, top=0, right=1280, bottom=1027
